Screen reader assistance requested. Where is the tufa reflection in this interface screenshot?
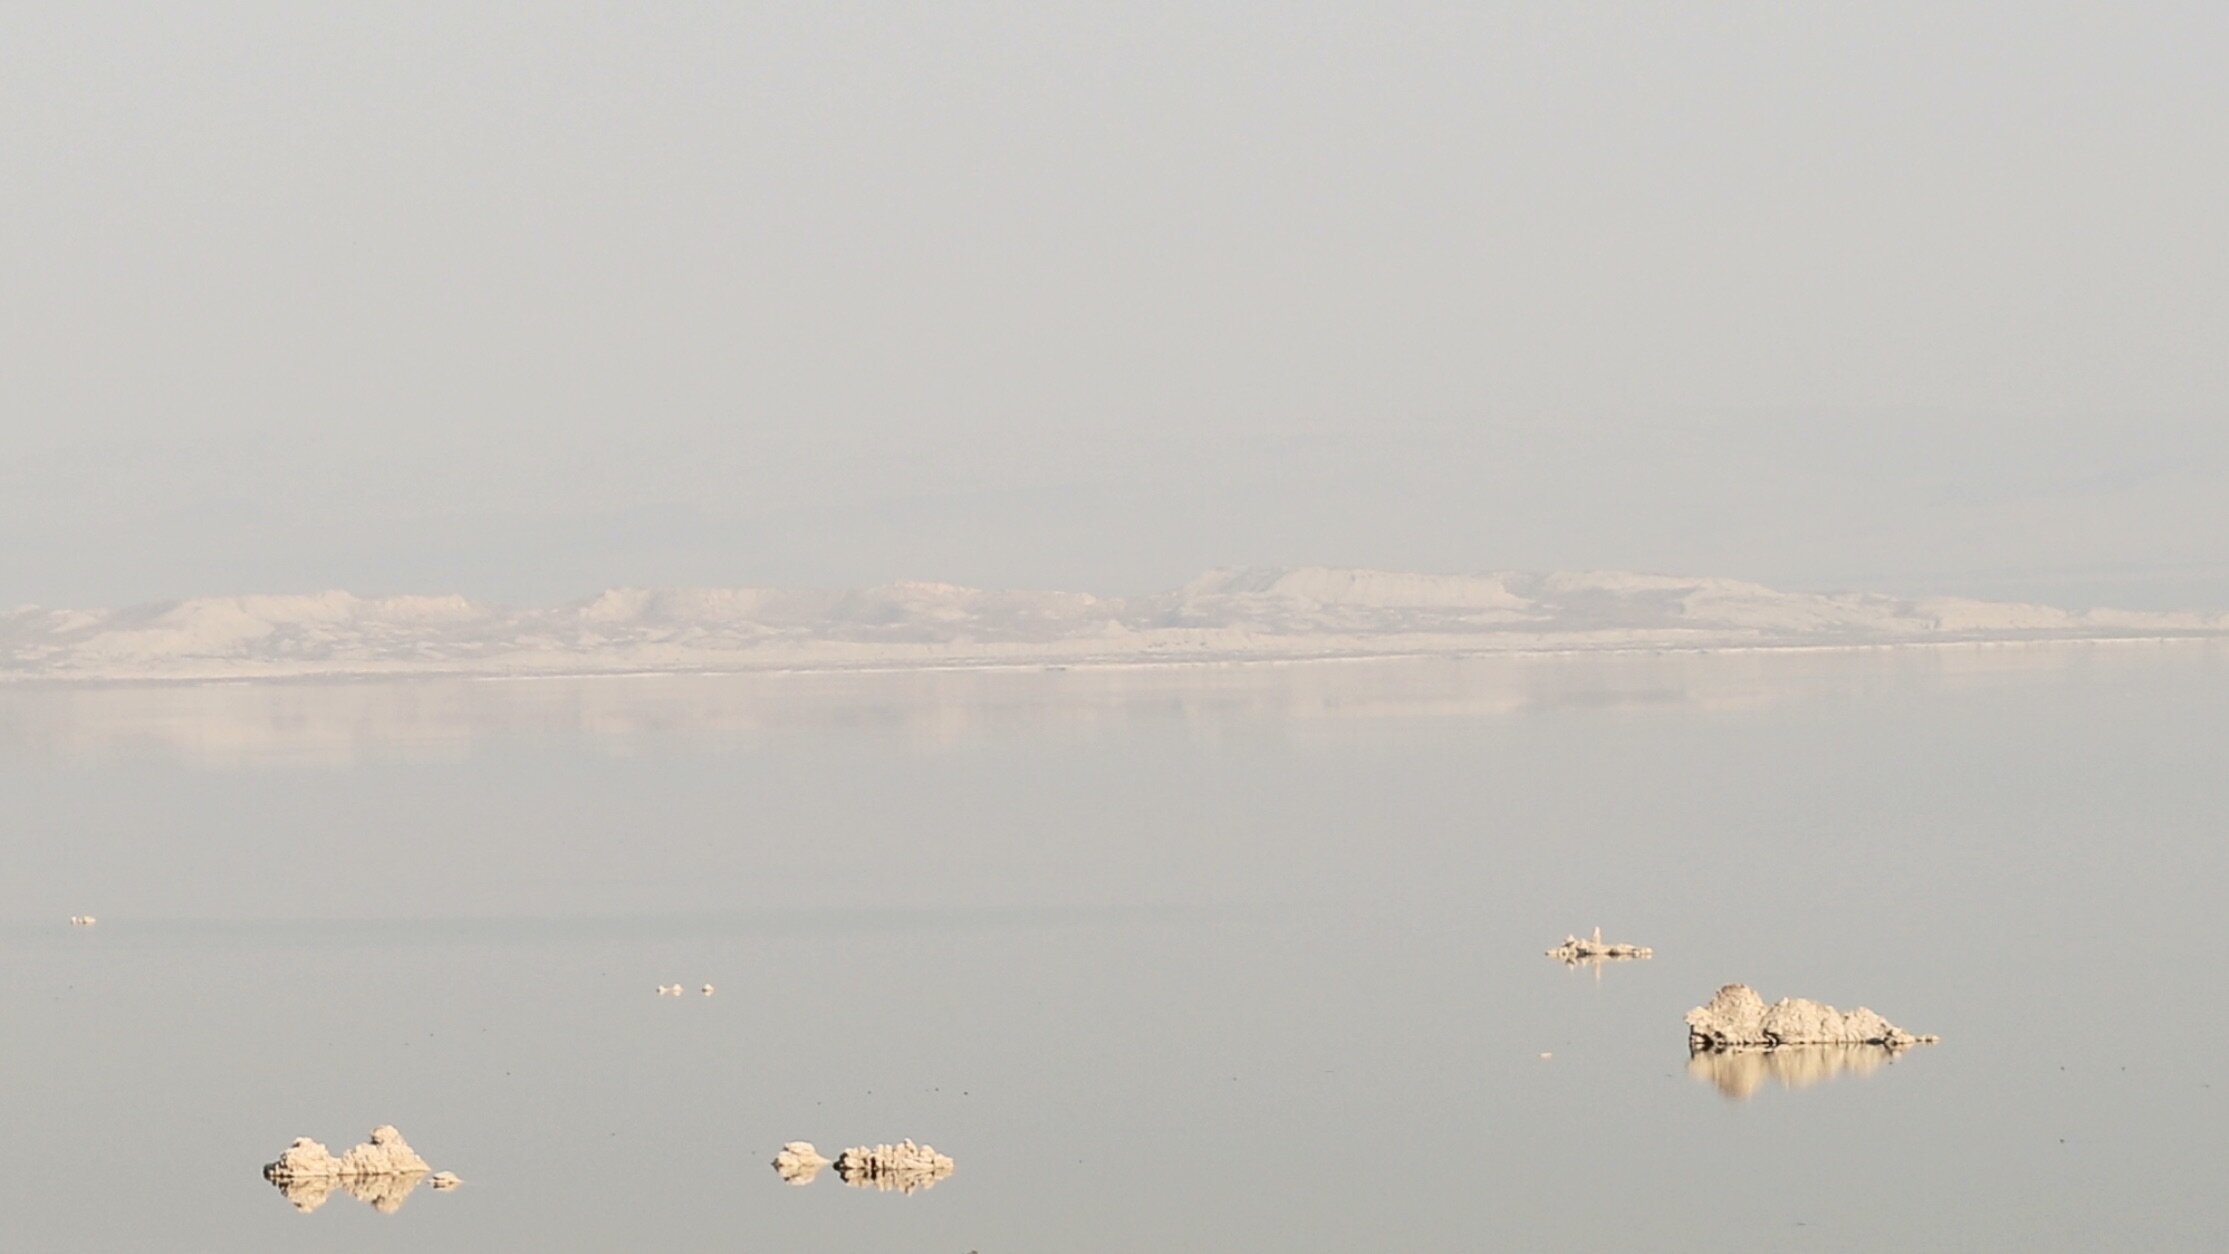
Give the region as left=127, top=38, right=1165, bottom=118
left=1687, top=1043, right=1910, bottom=1100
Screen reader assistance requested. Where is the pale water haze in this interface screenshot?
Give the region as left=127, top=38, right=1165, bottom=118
left=4, top=3, right=2226, bottom=608
left=3, top=648, right=2227, bottom=1249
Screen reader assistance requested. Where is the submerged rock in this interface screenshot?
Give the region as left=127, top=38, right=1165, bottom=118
left=772, top=1141, right=831, bottom=1185
left=263, top=1126, right=439, bottom=1214
left=834, top=1140, right=955, bottom=1194
left=1685, top=983, right=1938, bottom=1052
left=1546, top=927, right=1652, bottom=963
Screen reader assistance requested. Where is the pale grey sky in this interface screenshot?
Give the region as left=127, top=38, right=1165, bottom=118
left=3, top=3, right=2224, bottom=609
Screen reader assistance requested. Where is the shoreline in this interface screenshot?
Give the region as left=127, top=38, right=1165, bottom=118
left=4, top=629, right=2224, bottom=691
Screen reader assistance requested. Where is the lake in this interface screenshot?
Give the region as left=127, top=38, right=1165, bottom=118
left=2, top=644, right=2225, bottom=1250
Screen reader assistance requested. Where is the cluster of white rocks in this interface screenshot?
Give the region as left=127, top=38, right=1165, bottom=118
left=655, top=984, right=715, bottom=996
left=68, top=915, right=97, bottom=926
left=772, top=1140, right=955, bottom=1193
left=1684, top=983, right=1938, bottom=1053
left=262, top=1126, right=455, bottom=1214
left=1531, top=933, right=1938, bottom=1088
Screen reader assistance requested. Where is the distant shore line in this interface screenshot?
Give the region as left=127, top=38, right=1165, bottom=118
left=5, top=630, right=2224, bottom=690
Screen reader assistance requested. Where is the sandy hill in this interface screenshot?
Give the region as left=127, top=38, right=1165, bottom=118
left=4, top=567, right=2222, bottom=682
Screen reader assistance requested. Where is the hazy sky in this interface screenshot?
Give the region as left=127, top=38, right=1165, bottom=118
left=3, top=3, right=2224, bottom=609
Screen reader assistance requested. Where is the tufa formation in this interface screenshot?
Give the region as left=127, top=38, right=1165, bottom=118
left=1545, top=927, right=1652, bottom=963
left=262, top=1126, right=442, bottom=1214
left=1685, top=983, right=1938, bottom=1052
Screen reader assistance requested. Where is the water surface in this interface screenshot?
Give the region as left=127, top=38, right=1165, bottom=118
left=3, top=645, right=2225, bottom=1250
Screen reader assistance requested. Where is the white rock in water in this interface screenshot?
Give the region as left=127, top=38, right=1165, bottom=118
left=834, top=1140, right=955, bottom=1194
left=772, top=1141, right=831, bottom=1185
left=69, top=915, right=98, bottom=926
left=1685, top=983, right=1938, bottom=1052
left=265, top=1136, right=344, bottom=1181
left=337, top=1125, right=431, bottom=1177
left=1545, top=926, right=1651, bottom=963
left=263, top=1126, right=439, bottom=1213
left=429, top=1172, right=462, bottom=1190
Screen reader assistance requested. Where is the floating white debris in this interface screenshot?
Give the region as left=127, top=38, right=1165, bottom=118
left=702, top=984, right=715, bottom=996
left=68, top=915, right=97, bottom=927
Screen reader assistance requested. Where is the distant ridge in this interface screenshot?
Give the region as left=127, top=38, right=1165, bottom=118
left=4, top=567, right=2225, bottom=683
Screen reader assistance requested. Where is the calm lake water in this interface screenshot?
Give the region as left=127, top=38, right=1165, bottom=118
left=3, top=645, right=2226, bottom=1251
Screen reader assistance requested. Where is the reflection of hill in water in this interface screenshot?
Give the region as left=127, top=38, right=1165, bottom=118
left=0, top=644, right=2174, bottom=768
left=268, top=1170, right=427, bottom=1214
left=1688, top=1046, right=1908, bottom=1100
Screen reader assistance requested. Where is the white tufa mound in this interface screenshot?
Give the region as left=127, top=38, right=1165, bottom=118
left=1685, top=983, right=1938, bottom=1052
left=834, top=1140, right=956, bottom=1193
left=1545, top=926, right=1652, bottom=963
left=772, top=1141, right=832, bottom=1185
left=263, top=1126, right=440, bottom=1214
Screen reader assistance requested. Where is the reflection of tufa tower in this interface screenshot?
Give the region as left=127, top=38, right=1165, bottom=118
left=1688, top=1045, right=1897, bottom=1100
